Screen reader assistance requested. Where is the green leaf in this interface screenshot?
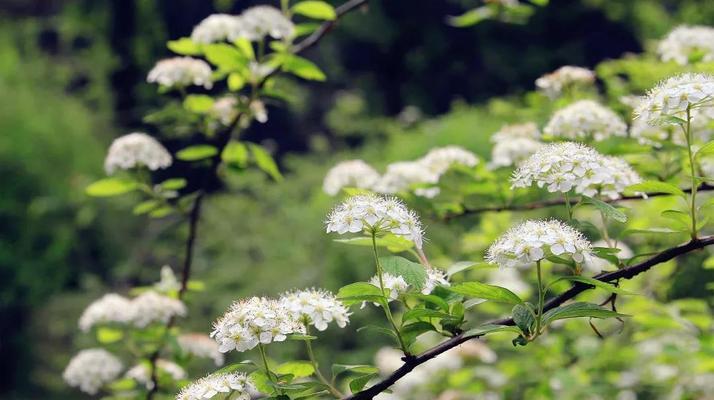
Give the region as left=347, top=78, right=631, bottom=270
left=233, top=38, right=255, bottom=60
left=402, top=308, right=451, bottom=323
left=404, top=293, right=449, bottom=312
left=447, top=7, right=493, bottom=27
left=183, top=94, right=214, bottom=113
left=581, top=196, right=627, bottom=223
left=213, top=360, right=257, bottom=375
left=86, top=177, right=137, bottom=197
left=542, top=302, right=629, bottom=325
left=463, top=324, right=521, bottom=337
left=349, top=373, right=377, bottom=393
left=275, top=361, right=315, bottom=378
left=176, top=145, right=218, bottom=161
left=96, top=327, right=124, bottom=344
left=280, top=54, right=326, bottom=81
left=167, top=37, right=202, bottom=55
left=449, top=281, right=523, bottom=304
left=625, top=181, right=686, bottom=198
left=379, top=256, right=428, bottom=290
left=356, top=325, right=397, bottom=340
left=332, top=364, right=379, bottom=377
left=249, top=144, right=283, bottom=181
left=401, top=321, right=436, bottom=347
left=623, top=227, right=687, bottom=236
left=337, top=282, right=384, bottom=305
left=107, top=377, right=137, bottom=391
left=160, top=178, right=187, bottom=190
left=295, top=23, right=321, bottom=37
left=228, top=72, right=246, bottom=91
left=249, top=371, right=274, bottom=395
left=149, top=206, right=174, bottom=218
left=292, top=1, right=337, bottom=20
left=512, top=303, right=535, bottom=335
left=334, top=234, right=414, bottom=253
left=204, top=43, right=248, bottom=70
left=133, top=200, right=161, bottom=215
left=447, top=261, right=491, bottom=277
left=222, top=141, right=249, bottom=167
left=550, top=276, right=635, bottom=295
left=695, top=140, right=714, bottom=159
left=288, top=334, right=318, bottom=341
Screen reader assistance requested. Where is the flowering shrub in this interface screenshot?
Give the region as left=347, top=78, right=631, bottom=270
left=65, top=4, right=714, bottom=400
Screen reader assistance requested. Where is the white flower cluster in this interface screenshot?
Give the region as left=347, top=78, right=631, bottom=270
left=635, top=73, right=714, bottom=126
left=211, top=297, right=305, bottom=353
left=511, top=142, right=641, bottom=199
left=211, top=96, right=238, bottom=126
left=544, top=100, right=627, bottom=141
left=369, top=273, right=409, bottom=302
left=490, top=122, right=541, bottom=142
left=322, top=159, right=381, bottom=195
left=130, top=291, right=188, bottom=328
left=535, top=66, right=596, bottom=98
left=325, top=195, right=424, bottom=249
left=178, top=333, right=225, bottom=366
left=63, top=348, right=123, bottom=395
left=240, top=6, right=295, bottom=41
left=489, top=138, right=544, bottom=169
left=419, top=146, right=480, bottom=176
left=486, top=219, right=593, bottom=268
left=191, top=14, right=243, bottom=44
left=126, top=359, right=186, bottom=389
left=78, top=293, right=133, bottom=332
left=154, top=265, right=181, bottom=294
left=280, top=288, right=350, bottom=331
left=657, top=25, right=714, bottom=65
left=422, top=267, right=450, bottom=295
left=147, top=57, right=213, bottom=89
left=585, top=239, right=633, bottom=274
left=177, top=372, right=255, bottom=400
left=372, top=161, right=439, bottom=196
left=104, top=132, right=172, bottom=175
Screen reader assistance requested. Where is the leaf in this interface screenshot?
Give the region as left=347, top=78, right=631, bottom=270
left=249, top=144, right=283, bottom=181
left=167, top=37, right=202, bottom=55
left=295, top=23, right=321, bottom=37
left=228, top=72, right=246, bottom=91
left=86, top=177, right=137, bottom=197
left=176, top=145, right=218, bottom=161
left=623, top=227, right=686, bottom=236
left=149, top=206, right=174, bottom=218
left=275, top=361, right=315, bottom=378
left=401, top=321, right=436, bottom=347
left=550, top=276, right=635, bottom=295
left=581, top=196, right=627, bottom=223
left=107, top=377, right=137, bottom=391
left=334, top=234, right=414, bottom=253
left=288, top=334, right=318, bottom=341
left=212, top=360, right=257, bottom=375
left=349, top=373, right=377, bottom=393
left=280, top=54, right=326, bottom=81
left=222, top=141, right=249, bottom=167
left=463, top=324, right=521, bottom=337
left=249, top=371, right=274, bottom=395
left=160, top=178, right=187, bottom=190
left=96, top=327, right=123, bottom=344
left=379, top=256, right=428, bottom=290
left=402, top=308, right=451, bottom=323
left=331, top=364, right=379, bottom=377
left=183, top=94, right=214, bottom=113
left=449, top=281, right=523, bottom=305
left=292, top=1, right=337, bottom=20
left=404, top=293, right=449, bottom=312
left=233, top=38, right=255, bottom=60
left=447, top=7, right=493, bottom=27
left=446, top=261, right=492, bottom=277
left=542, top=302, right=629, bottom=325
left=512, top=303, right=535, bottom=335
left=695, top=140, right=714, bottom=159
left=337, top=282, right=384, bottom=305
left=625, top=181, right=686, bottom=198
left=356, top=325, right=397, bottom=340
left=133, top=200, right=161, bottom=215
left=204, top=43, right=248, bottom=70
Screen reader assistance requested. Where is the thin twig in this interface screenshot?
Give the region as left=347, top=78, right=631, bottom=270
left=344, top=235, right=714, bottom=400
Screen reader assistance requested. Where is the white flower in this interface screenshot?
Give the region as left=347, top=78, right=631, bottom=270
left=177, top=372, right=254, bottom=400
left=191, top=14, right=242, bottom=44
left=544, top=100, right=627, bottom=141
left=511, top=142, right=641, bottom=199
left=63, top=348, right=123, bottom=395
left=325, top=195, right=424, bottom=249
left=488, top=137, right=544, bottom=169
left=280, top=288, right=351, bottom=331
left=211, top=97, right=238, bottom=126
left=369, top=273, right=409, bottom=302
left=535, top=66, right=595, bottom=99
left=422, top=268, right=449, bottom=295
left=104, top=132, right=172, bottom=175
left=78, top=293, right=133, bottom=332
left=635, top=73, right=714, bottom=126
left=658, top=25, right=714, bottom=65
left=126, top=359, right=186, bottom=389
left=147, top=57, right=213, bottom=89
left=486, top=219, right=593, bottom=268
left=211, top=297, right=305, bottom=353
left=178, top=333, right=225, bottom=366
left=373, top=161, right=439, bottom=195
left=490, top=122, right=541, bottom=143
left=155, top=265, right=181, bottom=294
left=585, top=239, right=633, bottom=273
left=130, top=291, right=187, bottom=328
left=322, top=159, right=381, bottom=196
left=239, top=6, right=294, bottom=41
left=418, top=145, right=479, bottom=176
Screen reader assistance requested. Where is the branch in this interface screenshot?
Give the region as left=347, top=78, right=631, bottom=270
left=292, top=0, right=369, bottom=54
left=345, top=235, right=714, bottom=400
left=446, top=183, right=714, bottom=219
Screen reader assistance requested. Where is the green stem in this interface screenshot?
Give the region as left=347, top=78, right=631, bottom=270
left=564, top=192, right=573, bottom=221
left=371, top=232, right=409, bottom=354
left=684, top=106, right=698, bottom=239
left=258, top=344, right=278, bottom=389
left=304, top=326, right=343, bottom=398
left=535, top=260, right=545, bottom=337
left=598, top=209, right=613, bottom=248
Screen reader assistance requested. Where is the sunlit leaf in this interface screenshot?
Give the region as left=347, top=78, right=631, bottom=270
left=86, top=178, right=137, bottom=197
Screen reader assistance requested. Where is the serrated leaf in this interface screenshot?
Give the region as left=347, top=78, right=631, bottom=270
left=176, top=145, right=218, bottom=161
left=401, top=321, right=436, bottom=347
left=449, top=281, right=523, bottom=304
left=625, top=181, right=686, bottom=198
left=292, top=1, right=337, bottom=20
left=337, top=282, right=384, bottom=305
left=249, top=371, right=273, bottom=394
left=349, top=373, right=377, bottom=393
left=550, top=276, right=635, bottom=295
left=582, top=196, right=627, bottom=223
left=249, top=144, right=283, bottom=181
left=275, top=361, right=314, bottom=378
left=167, top=37, right=202, bottom=55
left=512, top=303, right=535, bottom=335
left=86, top=178, right=137, bottom=197
left=542, top=302, right=629, bottom=325
left=379, top=256, right=428, bottom=290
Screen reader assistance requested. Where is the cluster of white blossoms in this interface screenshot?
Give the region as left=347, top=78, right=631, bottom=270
left=490, top=122, right=541, bottom=142
left=657, top=25, right=714, bottom=65
left=211, top=96, right=239, bottom=126
left=211, top=297, right=305, bottom=353
left=418, top=146, right=480, bottom=176
left=325, top=195, right=424, bottom=249
left=104, top=132, right=172, bottom=175
left=78, top=293, right=133, bottom=332
left=535, top=66, right=596, bottom=99
left=191, top=6, right=294, bottom=43
left=178, top=333, right=225, bottom=366
left=635, top=73, right=714, bottom=126
left=147, top=57, right=213, bottom=89
left=511, top=142, right=641, bottom=199
left=322, top=159, right=381, bottom=196
left=544, top=100, right=627, bottom=141
left=130, top=291, right=187, bottom=328
left=125, top=359, right=186, bottom=389
left=489, top=137, right=544, bottom=169
left=422, top=267, right=450, bottom=294
left=63, top=348, right=123, bottom=395
left=486, top=219, right=593, bottom=268
left=280, top=288, right=351, bottom=331
left=369, top=273, right=409, bottom=303
left=177, top=372, right=255, bottom=400
left=372, top=161, right=439, bottom=196
left=191, top=14, right=243, bottom=44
